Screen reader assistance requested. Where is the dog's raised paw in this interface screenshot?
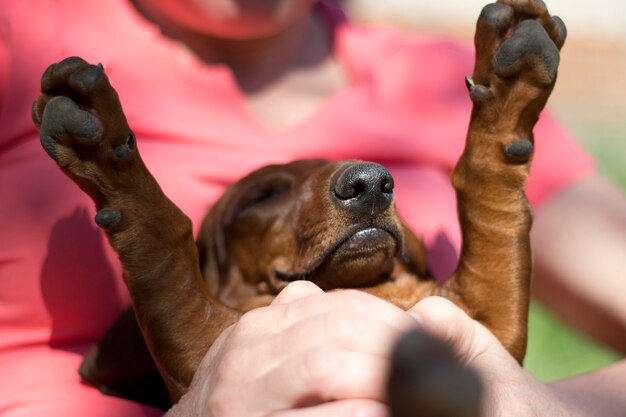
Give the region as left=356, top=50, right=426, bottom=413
left=474, top=1, right=565, bottom=89
left=33, top=56, right=138, bottom=205
left=467, top=1, right=566, bottom=156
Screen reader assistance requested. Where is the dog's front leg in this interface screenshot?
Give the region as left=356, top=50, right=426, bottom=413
left=443, top=1, right=567, bottom=362
left=32, top=57, right=240, bottom=401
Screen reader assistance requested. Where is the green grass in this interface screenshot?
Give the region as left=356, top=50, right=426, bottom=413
left=524, top=121, right=625, bottom=382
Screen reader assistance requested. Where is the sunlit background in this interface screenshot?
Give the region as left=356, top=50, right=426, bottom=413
left=345, top=0, right=626, bottom=382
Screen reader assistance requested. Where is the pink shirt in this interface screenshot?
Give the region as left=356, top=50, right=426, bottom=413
left=0, top=0, right=593, bottom=415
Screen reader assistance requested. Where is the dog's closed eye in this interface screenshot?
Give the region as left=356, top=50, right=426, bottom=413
left=237, top=180, right=292, bottom=214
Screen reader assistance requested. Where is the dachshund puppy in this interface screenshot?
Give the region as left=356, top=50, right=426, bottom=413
left=32, top=0, right=565, bottom=413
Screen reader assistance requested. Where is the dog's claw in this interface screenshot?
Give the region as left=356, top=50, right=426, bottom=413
left=95, top=208, right=122, bottom=229
left=114, top=133, right=136, bottom=158
left=465, top=77, right=492, bottom=105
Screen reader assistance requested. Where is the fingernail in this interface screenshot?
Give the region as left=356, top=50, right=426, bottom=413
left=356, top=404, right=389, bottom=417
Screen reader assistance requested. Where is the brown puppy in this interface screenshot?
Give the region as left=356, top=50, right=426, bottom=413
left=32, top=0, right=566, bottom=409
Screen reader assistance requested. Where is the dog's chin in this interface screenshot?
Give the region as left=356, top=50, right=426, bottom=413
left=315, top=228, right=398, bottom=290
left=272, top=228, right=399, bottom=291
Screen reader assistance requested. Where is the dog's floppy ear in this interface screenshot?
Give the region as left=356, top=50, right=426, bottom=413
left=196, top=197, right=232, bottom=296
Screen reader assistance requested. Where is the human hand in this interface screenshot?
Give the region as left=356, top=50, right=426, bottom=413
left=166, top=280, right=418, bottom=417
left=167, top=288, right=579, bottom=417
left=408, top=297, right=577, bottom=417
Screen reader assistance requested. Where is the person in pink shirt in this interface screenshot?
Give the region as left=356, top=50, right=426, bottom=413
left=0, top=0, right=624, bottom=415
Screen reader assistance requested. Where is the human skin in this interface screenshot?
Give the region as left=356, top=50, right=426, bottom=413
left=412, top=296, right=626, bottom=417
left=532, top=174, right=626, bottom=354
left=166, top=282, right=626, bottom=417
left=165, top=281, right=404, bottom=417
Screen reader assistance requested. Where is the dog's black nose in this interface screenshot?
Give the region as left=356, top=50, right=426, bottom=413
left=332, top=162, right=394, bottom=216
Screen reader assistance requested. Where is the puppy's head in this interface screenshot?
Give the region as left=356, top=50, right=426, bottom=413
left=197, top=159, right=429, bottom=309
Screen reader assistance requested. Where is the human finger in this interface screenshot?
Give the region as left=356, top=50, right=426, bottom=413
left=387, top=328, right=482, bottom=417
left=270, top=400, right=389, bottom=417
left=263, top=288, right=416, bottom=335
left=228, top=348, right=389, bottom=417
left=216, top=306, right=413, bottom=386
left=265, top=306, right=413, bottom=358
left=272, top=281, right=411, bottom=330
left=228, top=288, right=415, bottom=351
left=408, top=296, right=507, bottom=364
left=271, top=280, right=325, bottom=305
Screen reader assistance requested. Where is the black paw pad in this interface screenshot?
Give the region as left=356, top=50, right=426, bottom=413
left=68, top=64, right=105, bottom=95
left=501, top=0, right=547, bottom=17
left=40, top=135, right=59, bottom=161
left=388, top=329, right=482, bottom=417
left=479, top=3, right=514, bottom=32
left=32, top=99, right=43, bottom=127
left=95, top=208, right=122, bottom=229
left=551, top=16, right=567, bottom=48
left=495, top=20, right=560, bottom=83
left=41, top=96, right=103, bottom=144
left=55, top=56, right=88, bottom=72
left=504, top=138, right=533, bottom=164
left=41, top=57, right=88, bottom=95
left=41, top=63, right=57, bottom=87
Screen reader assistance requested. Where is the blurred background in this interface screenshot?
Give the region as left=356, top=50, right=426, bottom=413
left=344, top=0, right=626, bottom=382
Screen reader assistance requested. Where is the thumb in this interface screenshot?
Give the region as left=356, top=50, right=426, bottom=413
left=408, top=296, right=509, bottom=365
left=271, top=280, right=324, bottom=305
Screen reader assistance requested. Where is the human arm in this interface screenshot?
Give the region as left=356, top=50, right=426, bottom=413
left=532, top=173, right=626, bottom=353
left=550, top=360, right=626, bottom=416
